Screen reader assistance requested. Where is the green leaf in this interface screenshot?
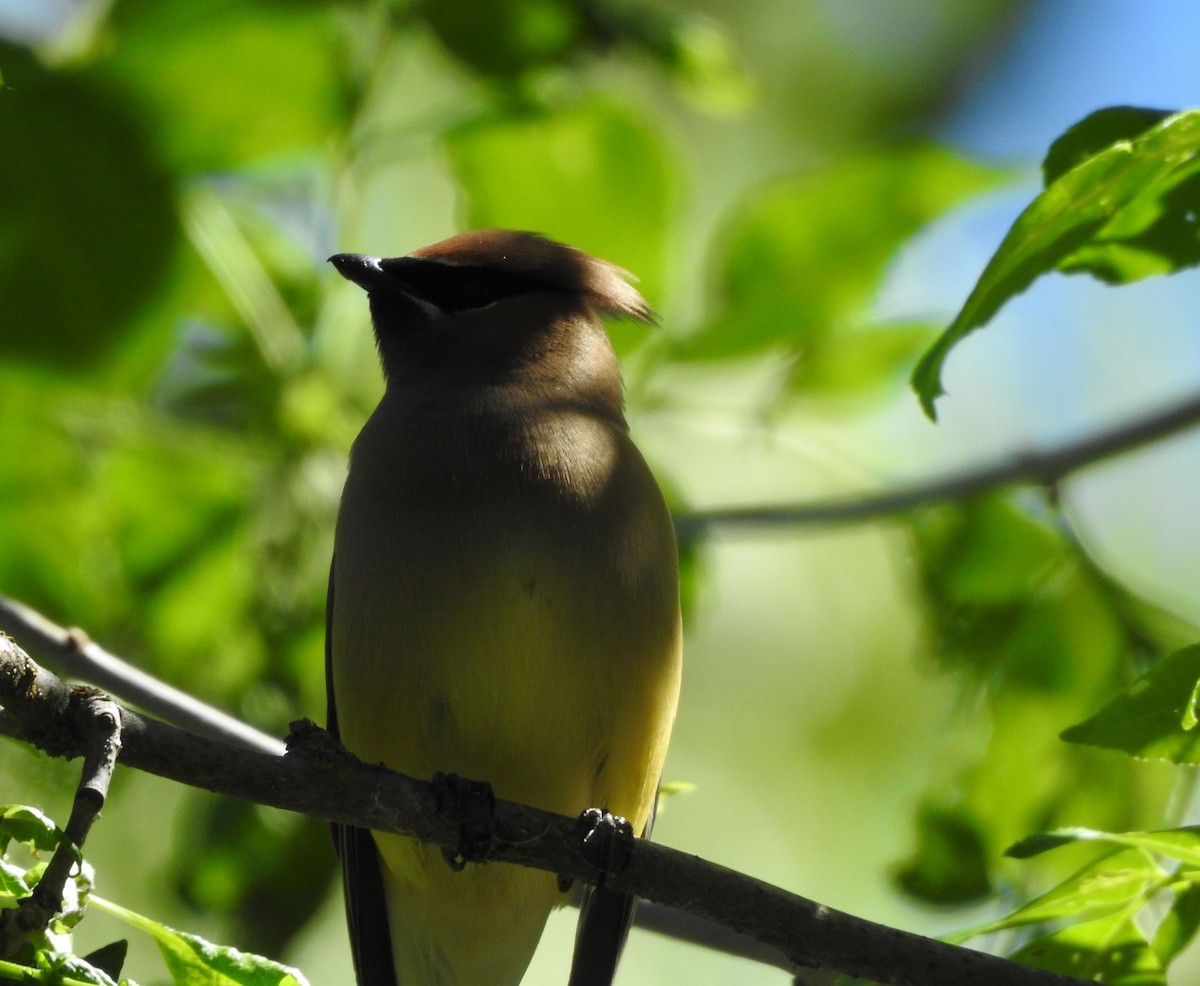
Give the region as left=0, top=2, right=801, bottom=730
left=446, top=100, right=672, bottom=353
left=0, top=44, right=178, bottom=369
left=32, top=950, right=122, bottom=986
left=1006, top=828, right=1107, bottom=858
left=683, top=146, right=1006, bottom=379
left=1010, top=909, right=1165, bottom=986
left=1057, top=166, right=1200, bottom=282
left=153, top=927, right=307, bottom=986
left=1061, top=645, right=1200, bottom=762
left=80, top=941, right=128, bottom=984
left=51, top=854, right=94, bottom=933
left=94, top=896, right=309, bottom=986
left=1152, top=881, right=1200, bottom=966
left=0, top=805, right=63, bottom=853
left=946, top=847, right=1161, bottom=943
left=0, top=859, right=31, bottom=898
left=1007, top=825, right=1200, bottom=869
left=913, top=106, right=1200, bottom=418
left=1042, top=106, right=1175, bottom=185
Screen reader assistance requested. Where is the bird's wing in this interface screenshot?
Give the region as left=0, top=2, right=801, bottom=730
left=327, top=561, right=399, bottom=986
left=566, top=793, right=659, bottom=986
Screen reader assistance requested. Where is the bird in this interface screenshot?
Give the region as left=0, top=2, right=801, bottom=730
left=325, top=229, right=682, bottom=986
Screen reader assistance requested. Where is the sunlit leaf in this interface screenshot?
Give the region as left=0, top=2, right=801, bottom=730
left=32, top=950, right=122, bottom=986
left=156, top=927, right=308, bottom=986
left=914, top=106, right=1200, bottom=417
left=1061, top=645, right=1200, bottom=762
left=1057, top=167, right=1200, bottom=282
left=97, top=895, right=309, bottom=986
left=1008, top=825, right=1200, bottom=869
left=1042, top=106, right=1174, bottom=185
left=1152, top=881, right=1200, bottom=966
left=0, top=859, right=31, bottom=898
left=947, top=847, right=1160, bottom=943
left=0, top=805, right=63, bottom=853
left=1010, top=909, right=1164, bottom=986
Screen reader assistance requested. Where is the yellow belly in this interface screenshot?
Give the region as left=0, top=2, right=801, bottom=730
left=330, top=421, right=681, bottom=986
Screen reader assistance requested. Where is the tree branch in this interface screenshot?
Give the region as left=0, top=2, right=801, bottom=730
left=0, top=594, right=283, bottom=756
left=0, top=635, right=1092, bottom=986
left=0, top=598, right=791, bottom=968
left=675, top=386, right=1200, bottom=538
left=0, top=688, right=122, bottom=957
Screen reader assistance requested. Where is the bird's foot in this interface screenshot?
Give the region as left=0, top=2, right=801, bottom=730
left=575, top=807, right=635, bottom=882
left=431, top=772, right=496, bottom=871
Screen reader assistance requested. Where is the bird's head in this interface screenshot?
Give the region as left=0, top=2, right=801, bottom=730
left=330, top=230, right=651, bottom=393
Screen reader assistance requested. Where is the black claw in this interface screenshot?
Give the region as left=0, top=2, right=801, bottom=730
left=432, top=771, right=496, bottom=871
left=576, top=807, right=635, bottom=878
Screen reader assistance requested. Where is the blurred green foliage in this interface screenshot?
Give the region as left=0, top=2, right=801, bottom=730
left=2, top=0, right=1199, bottom=984
left=679, top=145, right=1007, bottom=393
left=896, top=494, right=1182, bottom=908
left=0, top=42, right=176, bottom=367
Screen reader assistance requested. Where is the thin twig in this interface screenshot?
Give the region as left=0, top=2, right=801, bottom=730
left=675, top=387, right=1200, bottom=538
left=0, top=637, right=1093, bottom=986
left=0, top=674, right=122, bottom=956
left=9, top=694, right=121, bottom=949
left=0, top=595, right=283, bottom=756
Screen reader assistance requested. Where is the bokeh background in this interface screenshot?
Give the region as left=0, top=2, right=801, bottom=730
left=3, top=0, right=1200, bottom=983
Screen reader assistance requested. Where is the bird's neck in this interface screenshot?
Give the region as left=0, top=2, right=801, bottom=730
left=350, top=379, right=629, bottom=498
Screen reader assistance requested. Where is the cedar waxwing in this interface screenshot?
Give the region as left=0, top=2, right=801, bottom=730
left=326, top=230, right=682, bottom=986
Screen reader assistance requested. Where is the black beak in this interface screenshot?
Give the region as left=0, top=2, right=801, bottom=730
left=328, top=253, right=389, bottom=291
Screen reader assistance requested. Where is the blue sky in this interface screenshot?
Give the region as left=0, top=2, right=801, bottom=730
left=947, top=0, right=1200, bottom=158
